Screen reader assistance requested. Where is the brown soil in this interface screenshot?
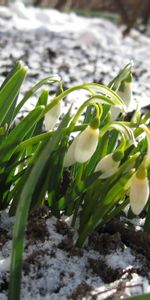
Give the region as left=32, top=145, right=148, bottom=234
left=71, top=282, right=92, bottom=300
left=104, top=219, right=150, bottom=262
left=1, top=208, right=150, bottom=299
left=26, top=206, right=51, bottom=243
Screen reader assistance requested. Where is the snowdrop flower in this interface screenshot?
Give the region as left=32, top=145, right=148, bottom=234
left=130, top=166, right=149, bottom=215
left=64, top=125, right=99, bottom=167
left=111, top=73, right=132, bottom=120
left=140, top=124, right=150, bottom=167
left=117, top=81, right=132, bottom=108
left=95, top=152, right=121, bottom=179
left=44, top=101, right=61, bottom=131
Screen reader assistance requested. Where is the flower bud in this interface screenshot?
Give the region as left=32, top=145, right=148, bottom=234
left=130, top=167, right=149, bottom=215
left=64, top=125, right=99, bottom=167
left=111, top=75, right=132, bottom=120
left=118, top=81, right=132, bottom=109
left=95, top=153, right=120, bottom=179
left=44, top=101, right=61, bottom=131
left=140, top=125, right=150, bottom=167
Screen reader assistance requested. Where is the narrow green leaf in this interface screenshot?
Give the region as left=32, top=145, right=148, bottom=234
left=107, top=129, right=119, bottom=153
left=0, top=61, right=21, bottom=90
left=48, top=138, right=68, bottom=214
left=108, top=62, right=132, bottom=91
left=8, top=108, right=72, bottom=300
left=32, top=89, right=49, bottom=137
left=2, top=96, right=18, bottom=128
left=102, top=170, right=134, bottom=206
left=14, top=76, right=61, bottom=117
left=123, top=294, right=150, bottom=300
left=0, top=62, right=27, bottom=126
left=83, top=105, right=93, bottom=124
left=0, top=106, right=44, bottom=161
left=144, top=200, right=150, bottom=233
left=77, top=170, right=134, bottom=247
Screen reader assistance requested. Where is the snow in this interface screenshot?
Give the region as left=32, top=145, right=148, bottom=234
left=105, top=247, right=135, bottom=270
left=0, top=211, right=150, bottom=299
left=0, top=3, right=150, bottom=113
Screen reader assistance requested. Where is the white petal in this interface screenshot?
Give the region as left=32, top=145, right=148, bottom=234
left=44, top=101, right=61, bottom=131
left=99, top=166, right=119, bottom=179
left=111, top=82, right=132, bottom=120
left=111, top=106, right=121, bottom=120
left=130, top=176, right=149, bottom=215
left=74, top=126, right=99, bottom=163
left=118, top=82, right=132, bottom=108
left=63, top=138, right=77, bottom=167
left=95, top=154, right=120, bottom=178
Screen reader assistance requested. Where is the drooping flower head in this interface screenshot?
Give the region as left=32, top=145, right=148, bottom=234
left=94, top=150, right=123, bottom=179
left=117, top=72, right=132, bottom=109
left=111, top=67, right=132, bottom=119
left=129, top=125, right=150, bottom=215
left=44, top=100, right=62, bottom=131
left=64, top=121, right=99, bottom=167
left=129, top=165, right=149, bottom=215
left=140, top=124, right=150, bottom=167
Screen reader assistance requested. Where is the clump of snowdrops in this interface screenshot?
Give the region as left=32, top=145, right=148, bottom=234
left=0, top=61, right=149, bottom=300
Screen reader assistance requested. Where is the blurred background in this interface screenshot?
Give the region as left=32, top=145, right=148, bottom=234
left=1, top=0, right=149, bottom=32
left=0, top=0, right=149, bottom=112
left=36, top=0, right=150, bottom=32
left=54, top=0, right=150, bottom=31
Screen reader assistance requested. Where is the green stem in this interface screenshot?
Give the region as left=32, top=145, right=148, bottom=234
left=68, top=95, right=116, bottom=132
left=15, top=125, right=87, bottom=152
left=16, top=131, right=54, bottom=151
left=76, top=220, right=94, bottom=248
left=14, top=76, right=61, bottom=117
left=71, top=165, right=84, bottom=227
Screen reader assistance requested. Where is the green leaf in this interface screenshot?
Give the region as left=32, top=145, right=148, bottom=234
left=32, top=89, right=49, bottom=136
left=123, top=294, right=150, bottom=300
left=108, top=62, right=132, bottom=91
left=0, top=61, right=21, bottom=90
left=0, top=62, right=27, bottom=126
left=2, top=96, right=18, bottom=128
left=107, top=129, right=119, bottom=153
left=83, top=105, right=94, bottom=124
left=48, top=137, right=69, bottom=216
left=0, top=106, right=44, bottom=162
left=8, top=108, right=72, bottom=300
left=102, top=170, right=134, bottom=206
left=77, top=170, right=134, bottom=247
left=8, top=141, right=56, bottom=299
left=0, top=62, right=24, bottom=128
left=0, top=152, right=25, bottom=209
left=144, top=200, right=150, bottom=233
left=30, top=110, right=71, bottom=210
left=22, top=90, right=49, bottom=157
left=14, top=76, right=61, bottom=117
left=100, top=104, right=110, bottom=123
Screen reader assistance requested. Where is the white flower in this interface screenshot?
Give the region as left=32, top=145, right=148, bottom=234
left=118, top=82, right=132, bottom=108
left=140, top=125, right=150, bottom=167
left=95, top=153, right=120, bottom=179
left=111, top=81, right=132, bottom=120
left=130, top=169, right=149, bottom=215
left=44, top=101, right=61, bottom=131
left=64, top=125, right=99, bottom=167
left=63, top=138, right=77, bottom=167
